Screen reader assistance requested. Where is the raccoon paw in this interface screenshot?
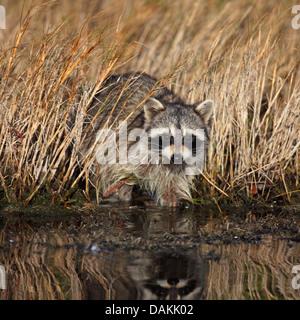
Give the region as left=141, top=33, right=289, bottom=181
left=159, top=195, right=180, bottom=207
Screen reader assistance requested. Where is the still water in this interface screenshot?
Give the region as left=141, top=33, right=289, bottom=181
left=0, top=204, right=300, bottom=300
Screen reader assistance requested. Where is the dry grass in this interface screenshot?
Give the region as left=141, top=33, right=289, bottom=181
left=0, top=0, right=299, bottom=206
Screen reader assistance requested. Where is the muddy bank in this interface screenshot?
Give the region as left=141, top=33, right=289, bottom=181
left=1, top=203, right=300, bottom=249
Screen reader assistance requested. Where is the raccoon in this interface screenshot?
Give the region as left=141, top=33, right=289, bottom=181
left=126, top=253, right=208, bottom=300
left=82, top=72, right=213, bottom=207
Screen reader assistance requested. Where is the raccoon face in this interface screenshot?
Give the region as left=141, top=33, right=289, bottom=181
left=127, top=253, right=208, bottom=300
left=144, top=278, right=202, bottom=300
left=143, top=98, right=213, bottom=174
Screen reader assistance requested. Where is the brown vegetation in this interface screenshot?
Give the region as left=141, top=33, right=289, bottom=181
left=0, top=0, right=299, bottom=206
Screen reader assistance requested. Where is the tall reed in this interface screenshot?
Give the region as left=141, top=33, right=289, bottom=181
left=0, top=0, right=299, bottom=205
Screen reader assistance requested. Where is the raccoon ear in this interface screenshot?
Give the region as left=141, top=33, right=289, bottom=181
left=195, top=99, right=214, bottom=124
left=143, top=98, right=165, bottom=122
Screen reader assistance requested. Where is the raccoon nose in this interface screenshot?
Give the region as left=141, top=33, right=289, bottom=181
left=168, top=278, right=179, bottom=286
left=171, top=153, right=182, bottom=164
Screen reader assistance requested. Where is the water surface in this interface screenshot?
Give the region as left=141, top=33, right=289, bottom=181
left=0, top=204, right=300, bottom=300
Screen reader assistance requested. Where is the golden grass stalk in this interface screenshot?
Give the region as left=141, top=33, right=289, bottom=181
left=0, top=0, right=299, bottom=205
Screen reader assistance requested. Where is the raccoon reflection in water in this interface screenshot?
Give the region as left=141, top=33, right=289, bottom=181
left=82, top=72, right=213, bottom=207
left=126, top=253, right=208, bottom=300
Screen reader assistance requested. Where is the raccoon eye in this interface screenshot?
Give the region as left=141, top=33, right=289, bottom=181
left=184, top=134, right=197, bottom=150
left=169, top=135, right=174, bottom=145
left=178, top=280, right=197, bottom=296
left=192, top=135, right=197, bottom=150
left=155, top=286, right=168, bottom=297
left=150, top=134, right=172, bottom=150
left=178, top=286, right=193, bottom=296
left=158, top=136, right=163, bottom=149
left=149, top=136, right=163, bottom=150
left=159, top=135, right=172, bottom=149
left=145, top=284, right=168, bottom=298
